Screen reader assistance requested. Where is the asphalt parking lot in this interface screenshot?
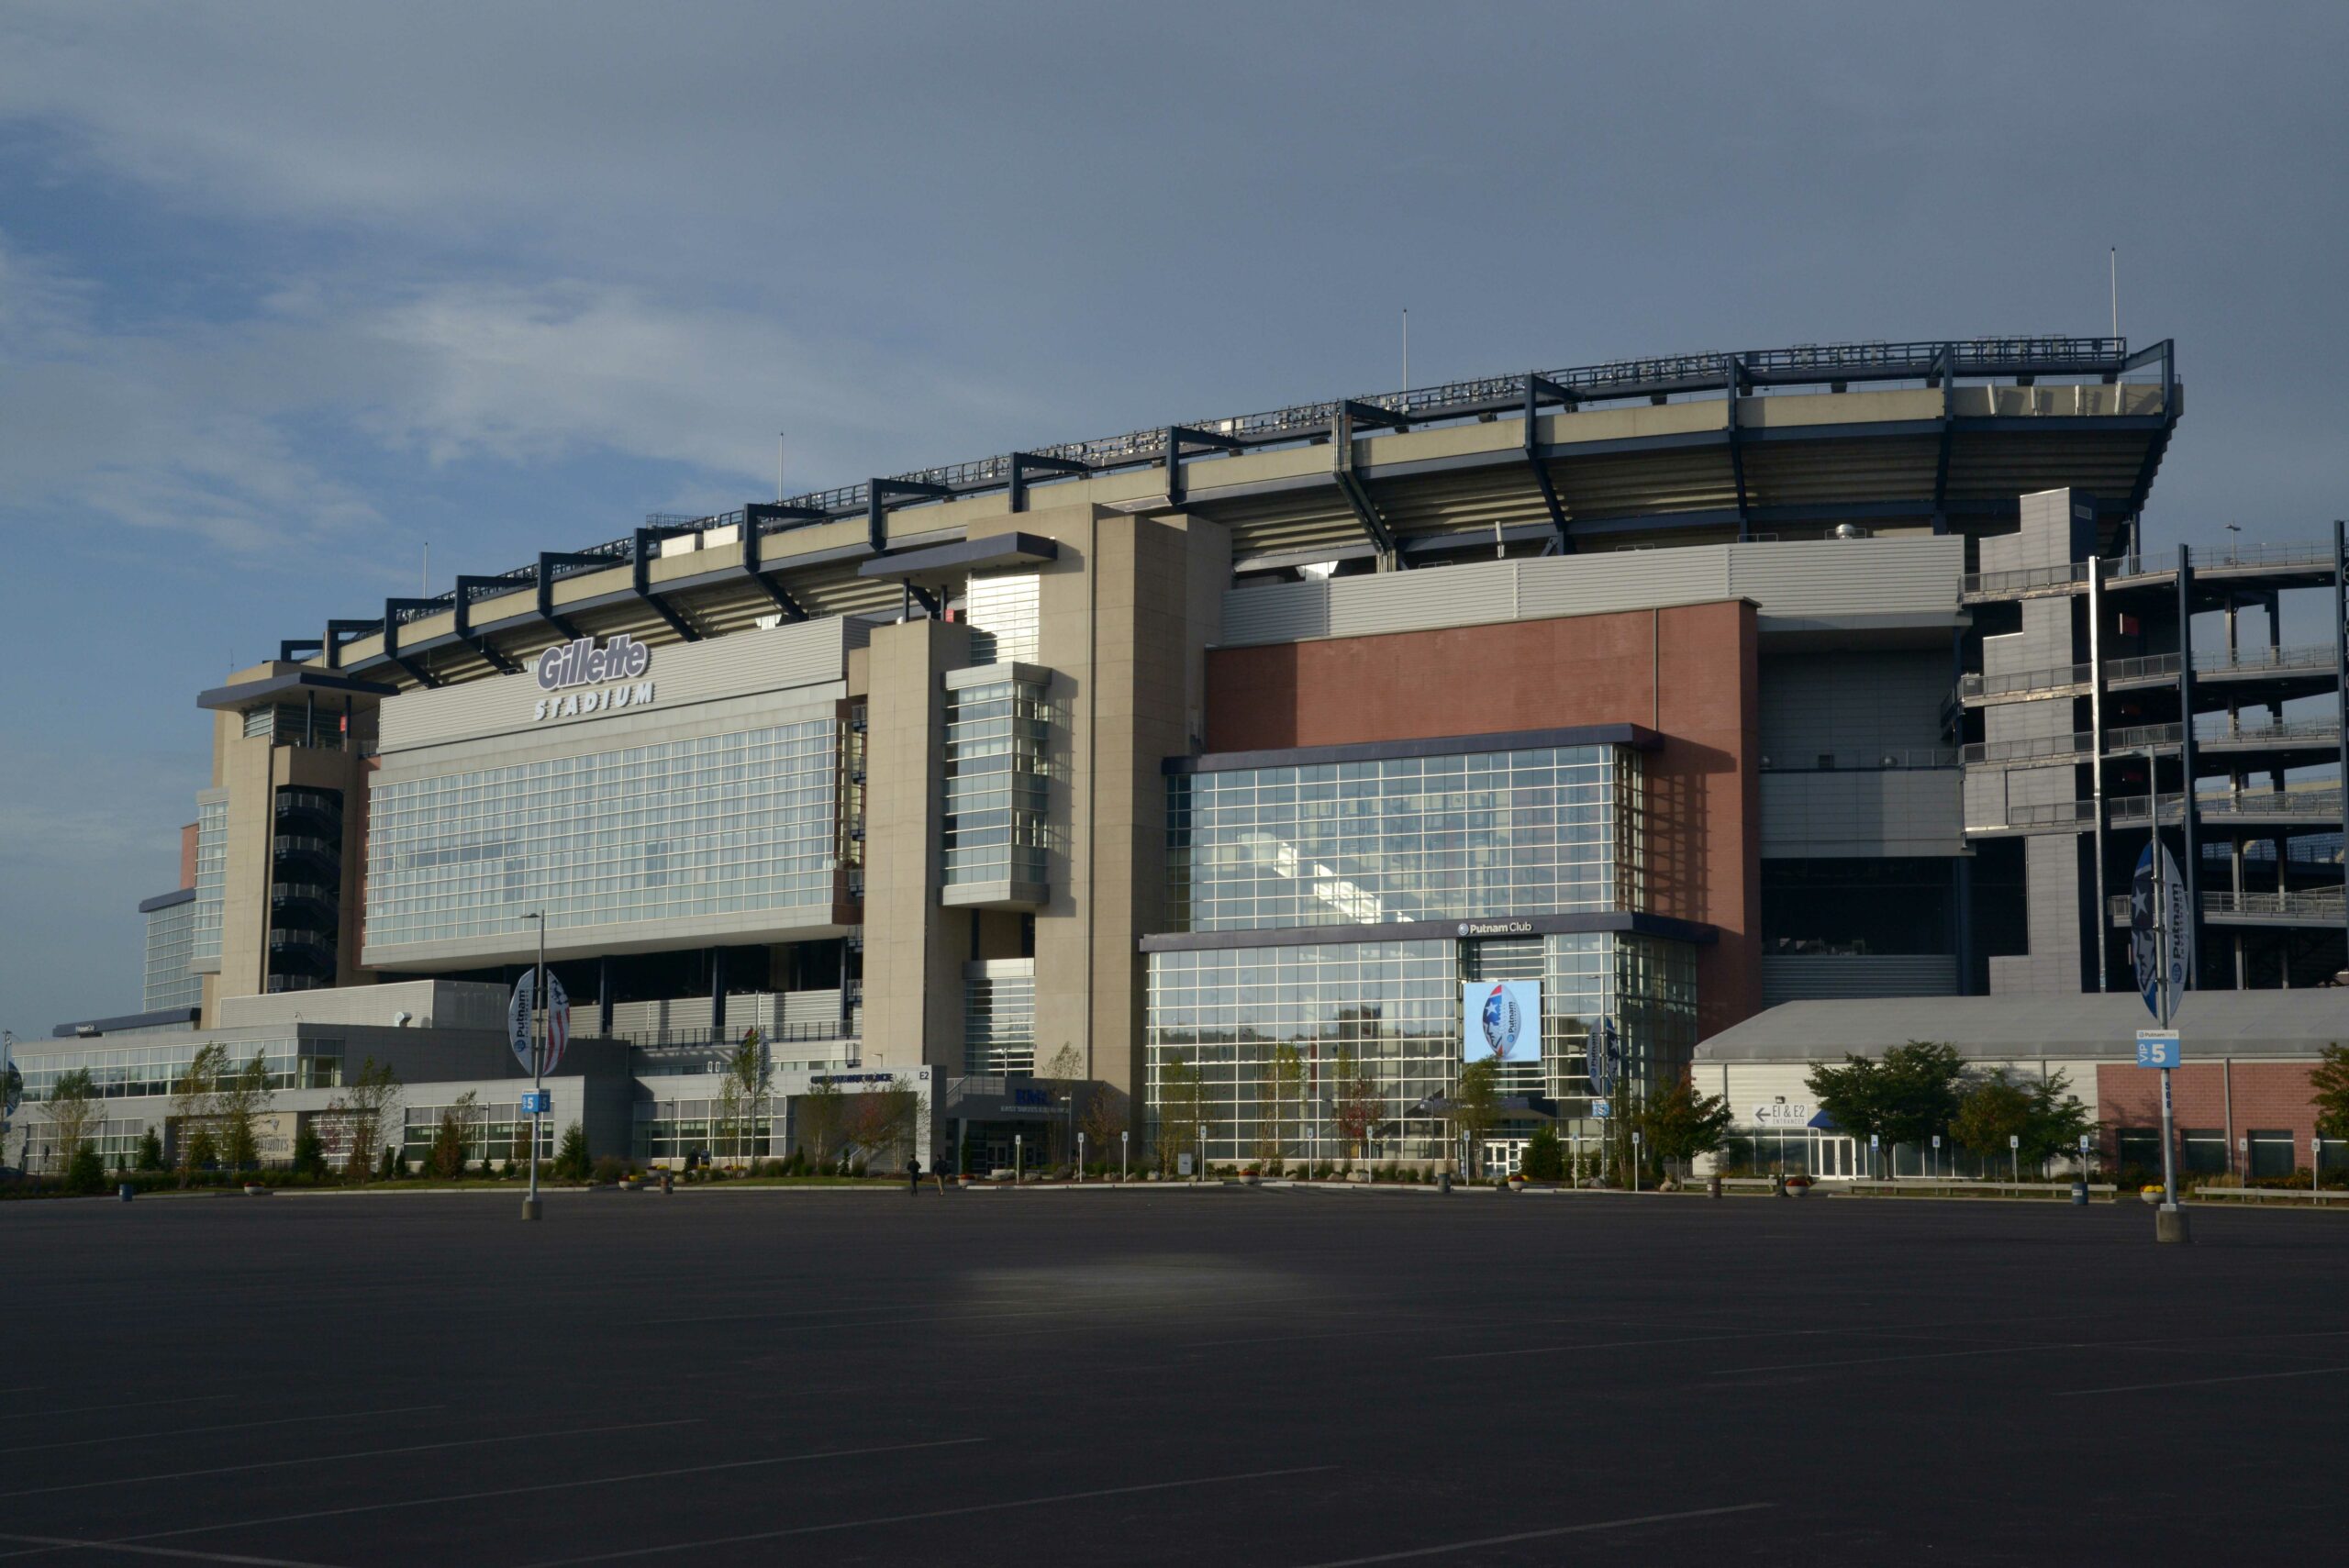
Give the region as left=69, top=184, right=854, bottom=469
left=1, top=1185, right=2343, bottom=1566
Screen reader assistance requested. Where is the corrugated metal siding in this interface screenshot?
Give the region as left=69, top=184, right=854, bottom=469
left=1725, top=537, right=1963, bottom=617
left=1221, top=582, right=1331, bottom=644
left=1217, top=537, right=1959, bottom=648
left=1328, top=562, right=1517, bottom=638
left=1762, top=954, right=1959, bottom=1006
left=1760, top=771, right=1964, bottom=857
left=1761, top=651, right=1950, bottom=761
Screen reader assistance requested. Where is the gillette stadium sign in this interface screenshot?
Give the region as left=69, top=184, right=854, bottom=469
left=532, top=634, right=656, bottom=722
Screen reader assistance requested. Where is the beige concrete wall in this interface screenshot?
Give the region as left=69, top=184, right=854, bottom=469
left=860, top=616, right=972, bottom=1074
left=961, top=504, right=1228, bottom=1101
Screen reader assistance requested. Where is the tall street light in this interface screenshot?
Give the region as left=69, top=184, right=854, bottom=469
left=523, top=911, right=546, bottom=1222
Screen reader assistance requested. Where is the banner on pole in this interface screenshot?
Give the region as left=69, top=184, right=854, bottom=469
left=508, top=972, right=572, bottom=1074
left=2130, top=841, right=2189, bottom=1019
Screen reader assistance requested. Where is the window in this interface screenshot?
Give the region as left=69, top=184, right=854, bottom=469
left=964, top=961, right=1037, bottom=1077
left=2115, top=1128, right=2163, bottom=1177
left=2181, top=1129, right=2228, bottom=1175
left=2247, top=1129, right=2297, bottom=1180
left=942, top=678, right=1054, bottom=892
left=365, top=717, right=840, bottom=951
left=1169, top=745, right=1642, bottom=933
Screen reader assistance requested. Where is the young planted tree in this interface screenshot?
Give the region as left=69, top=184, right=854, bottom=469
left=1155, top=1054, right=1204, bottom=1174
left=326, top=1057, right=401, bottom=1184
left=552, top=1121, right=589, bottom=1181
left=1953, top=1070, right=2097, bottom=1175
left=845, top=1086, right=919, bottom=1170
left=1806, top=1042, right=1966, bottom=1168
left=290, top=1125, right=328, bottom=1179
left=712, top=1029, right=774, bottom=1171
left=1637, top=1073, right=1733, bottom=1180
left=135, top=1128, right=165, bottom=1173
left=798, top=1076, right=845, bottom=1171
left=1331, top=1045, right=1385, bottom=1166
left=216, top=1052, right=276, bottom=1175
left=1451, top=1058, right=1501, bottom=1175
left=170, top=1042, right=228, bottom=1185
left=1080, top=1090, right=1128, bottom=1173
left=1262, top=1042, right=1304, bottom=1172
left=2311, top=1043, right=2349, bottom=1140
left=428, top=1090, right=480, bottom=1179
left=1520, top=1125, right=1566, bottom=1182
left=41, top=1068, right=105, bottom=1178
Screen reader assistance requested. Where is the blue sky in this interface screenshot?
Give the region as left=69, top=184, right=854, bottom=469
left=4, top=2, right=2346, bottom=1040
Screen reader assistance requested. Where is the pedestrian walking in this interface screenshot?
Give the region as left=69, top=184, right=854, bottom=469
left=907, top=1152, right=921, bottom=1195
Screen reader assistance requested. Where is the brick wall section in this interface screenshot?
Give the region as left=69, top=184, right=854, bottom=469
left=2098, top=1060, right=2323, bottom=1169
left=179, top=822, right=199, bottom=891
left=1203, top=599, right=1762, bottom=1036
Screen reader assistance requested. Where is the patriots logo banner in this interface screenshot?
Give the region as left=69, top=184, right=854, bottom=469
left=1462, top=980, right=1540, bottom=1063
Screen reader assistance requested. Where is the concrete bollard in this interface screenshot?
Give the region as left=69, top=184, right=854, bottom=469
left=2155, top=1203, right=2191, bottom=1244
left=521, top=1195, right=542, bottom=1222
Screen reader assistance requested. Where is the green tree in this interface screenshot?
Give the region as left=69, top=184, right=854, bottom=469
left=714, top=1029, right=774, bottom=1170
left=1155, top=1054, right=1204, bottom=1174
left=1953, top=1070, right=2096, bottom=1173
left=65, top=1141, right=106, bottom=1195
left=216, top=1052, right=274, bottom=1174
left=290, top=1124, right=327, bottom=1179
left=1265, top=1042, right=1304, bottom=1172
left=551, top=1120, right=589, bottom=1181
left=1451, top=1058, right=1502, bottom=1173
left=1951, top=1073, right=2031, bottom=1165
left=135, top=1128, right=164, bottom=1172
left=171, top=1042, right=228, bottom=1185
left=1331, top=1045, right=1384, bottom=1164
left=1806, top=1042, right=1966, bottom=1163
left=1520, top=1125, right=1565, bottom=1181
left=327, top=1057, right=401, bottom=1184
left=41, top=1068, right=106, bottom=1178
left=429, top=1091, right=480, bottom=1178
left=798, top=1076, right=844, bottom=1172
left=1639, top=1073, right=1733, bottom=1176
left=2311, top=1043, right=2349, bottom=1140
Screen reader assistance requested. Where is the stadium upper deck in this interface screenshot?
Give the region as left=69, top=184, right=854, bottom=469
left=282, top=334, right=2176, bottom=696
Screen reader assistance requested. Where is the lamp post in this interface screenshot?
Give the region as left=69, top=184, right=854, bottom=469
left=522, top=912, right=546, bottom=1222
left=1120, top=1128, right=1129, bottom=1184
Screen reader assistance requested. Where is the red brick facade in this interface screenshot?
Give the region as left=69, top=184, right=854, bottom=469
left=2098, top=1060, right=2328, bottom=1174
left=1203, top=600, right=1762, bottom=1036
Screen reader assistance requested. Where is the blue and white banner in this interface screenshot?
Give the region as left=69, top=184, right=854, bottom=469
left=1462, top=980, right=1541, bottom=1065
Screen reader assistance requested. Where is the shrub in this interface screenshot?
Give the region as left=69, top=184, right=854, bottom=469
left=65, top=1142, right=106, bottom=1195
left=591, top=1155, right=627, bottom=1184
left=135, top=1129, right=165, bottom=1173
left=552, top=1122, right=590, bottom=1181
left=291, top=1127, right=328, bottom=1179
left=1521, top=1128, right=1565, bottom=1182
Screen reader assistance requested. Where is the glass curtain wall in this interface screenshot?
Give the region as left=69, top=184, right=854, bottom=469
left=1170, top=744, right=1641, bottom=931
left=192, top=794, right=227, bottom=968
left=142, top=899, right=203, bottom=1012
left=963, top=959, right=1038, bottom=1076
left=941, top=677, right=1053, bottom=893
left=367, top=717, right=838, bottom=949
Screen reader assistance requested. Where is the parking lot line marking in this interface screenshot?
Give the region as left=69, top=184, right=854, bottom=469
left=83, top=1438, right=989, bottom=1551
left=16, top=1396, right=224, bottom=1420
left=0, top=1405, right=445, bottom=1457
left=1708, top=1342, right=2094, bottom=1375
left=0, top=1531, right=346, bottom=1567
left=2054, top=1365, right=2349, bottom=1396
left=510, top=1464, right=1341, bottom=1565
left=0, top=1419, right=696, bottom=1499
left=1277, top=1503, right=1776, bottom=1566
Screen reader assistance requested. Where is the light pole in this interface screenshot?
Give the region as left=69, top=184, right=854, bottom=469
left=522, top=912, right=545, bottom=1222
left=1120, top=1128, right=1128, bottom=1184
left=1077, top=1129, right=1085, bottom=1184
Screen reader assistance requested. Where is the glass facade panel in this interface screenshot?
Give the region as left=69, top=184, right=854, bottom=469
left=402, top=1102, right=557, bottom=1166
left=963, top=573, right=1041, bottom=665
left=963, top=962, right=1037, bottom=1077
left=366, top=718, right=839, bottom=950
left=192, top=796, right=227, bottom=967
left=1142, top=932, right=1696, bottom=1166
left=630, top=1099, right=775, bottom=1163
left=1169, top=745, right=1642, bottom=931
left=142, top=899, right=203, bottom=1012
left=14, top=1039, right=341, bottom=1100
left=941, top=679, right=1053, bottom=890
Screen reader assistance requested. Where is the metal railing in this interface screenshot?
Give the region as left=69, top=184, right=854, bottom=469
left=1760, top=747, right=1959, bottom=772
left=2195, top=714, right=2340, bottom=747
left=1963, top=730, right=2096, bottom=766
left=1961, top=661, right=2093, bottom=700
left=1967, top=798, right=2097, bottom=832
left=2206, top=889, right=2348, bottom=920
left=1961, top=562, right=2091, bottom=599
left=1963, top=542, right=2335, bottom=601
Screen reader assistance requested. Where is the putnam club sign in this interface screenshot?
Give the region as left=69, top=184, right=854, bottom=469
left=531, top=634, right=655, bottom=722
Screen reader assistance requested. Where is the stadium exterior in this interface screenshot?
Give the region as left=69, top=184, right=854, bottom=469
left=17, top=329, right=2339, bottom=1184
